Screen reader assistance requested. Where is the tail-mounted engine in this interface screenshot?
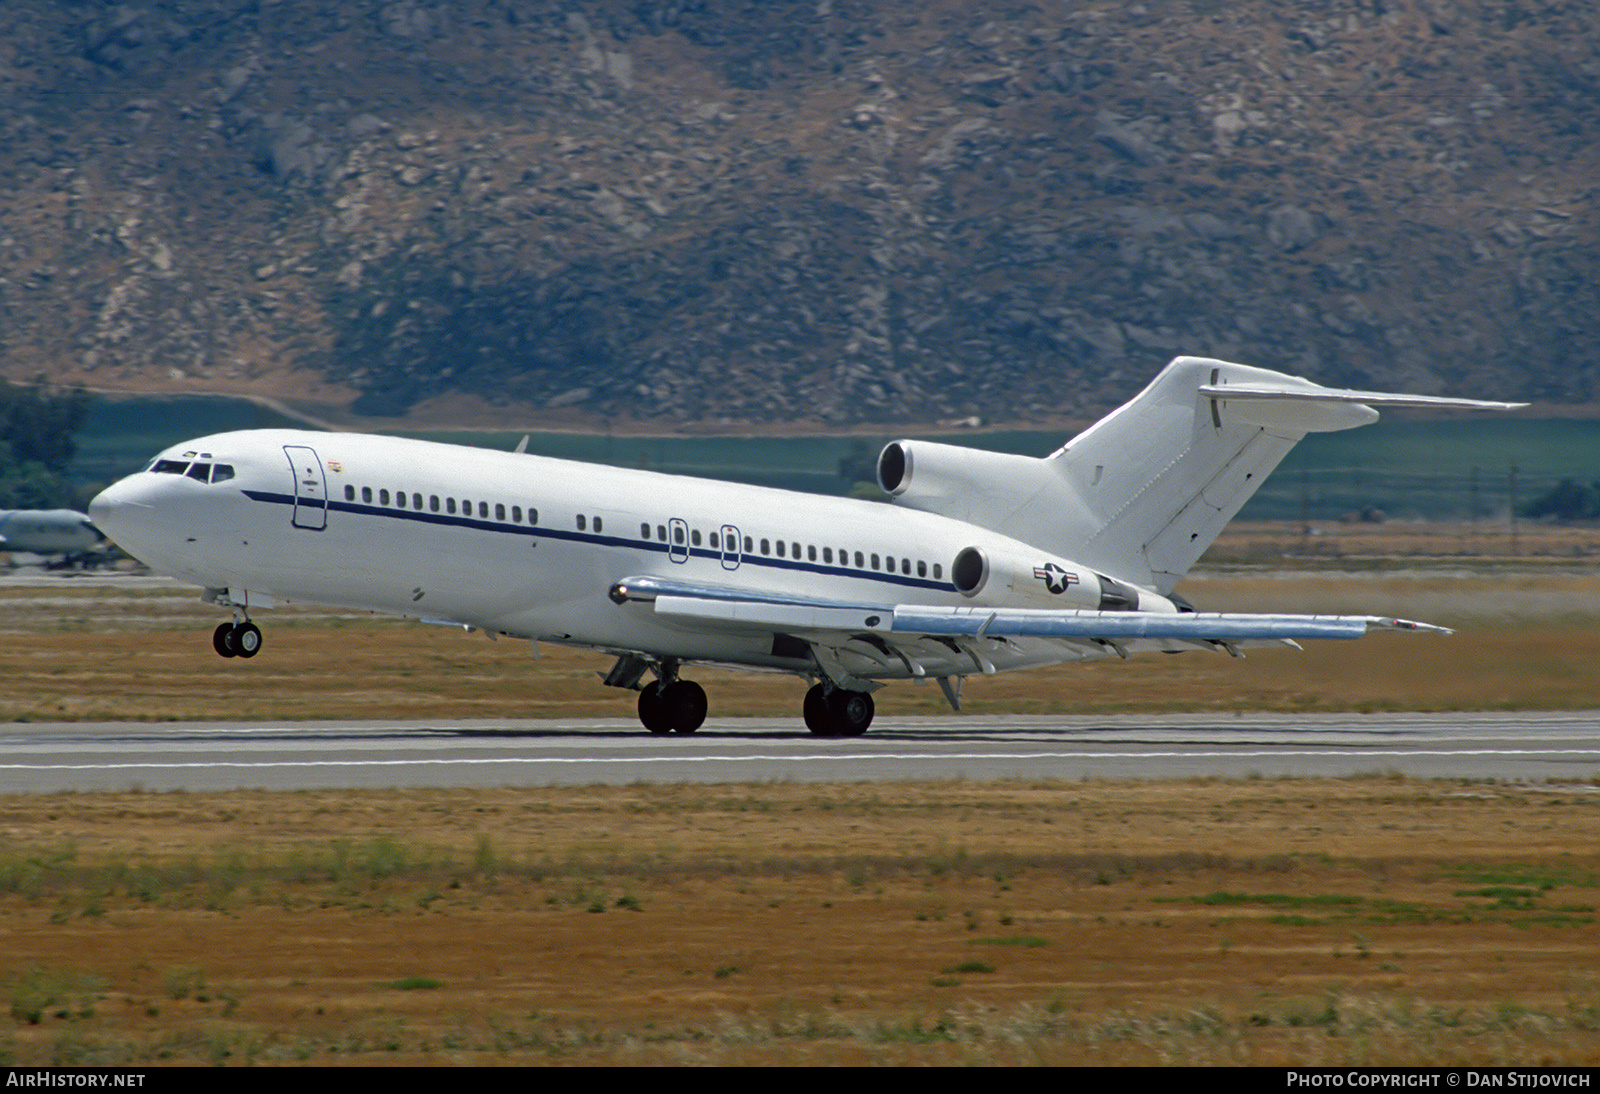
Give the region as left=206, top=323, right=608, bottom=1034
left=946, top=543, right=1157, bottom=612
left=877, top=439, right=1061, bottom=527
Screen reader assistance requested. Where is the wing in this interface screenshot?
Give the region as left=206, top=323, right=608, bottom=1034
left=610, top=574, right=1446, bottom=693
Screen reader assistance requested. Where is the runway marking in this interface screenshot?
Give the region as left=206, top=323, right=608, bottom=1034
left=2, top=748, right=1598, bottom=772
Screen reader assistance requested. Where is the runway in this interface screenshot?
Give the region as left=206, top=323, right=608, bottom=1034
left=1, top=710, right=1597, bottom=792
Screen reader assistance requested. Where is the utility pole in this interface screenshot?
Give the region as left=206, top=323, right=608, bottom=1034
left=1509, top=464, right=1519, bottom=558
left=1470, top=465, right=1480, bottom=555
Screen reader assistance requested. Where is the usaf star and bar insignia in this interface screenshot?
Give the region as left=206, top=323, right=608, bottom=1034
left=1033, top=562, right=1079, bottom=595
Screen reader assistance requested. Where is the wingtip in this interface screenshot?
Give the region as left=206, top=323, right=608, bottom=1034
left=1374, top=617, right=1453, bottom=635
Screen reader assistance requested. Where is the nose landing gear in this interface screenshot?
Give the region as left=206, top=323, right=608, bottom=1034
left=212, top=619, right=263, bottom=659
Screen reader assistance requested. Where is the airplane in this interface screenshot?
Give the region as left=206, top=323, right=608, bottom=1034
left=87, top=356, right=1522, bottom=736
left=0, top=508, right=105, bottom=566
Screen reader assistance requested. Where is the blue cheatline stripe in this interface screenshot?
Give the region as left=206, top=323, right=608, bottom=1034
left=241, top=489, right=956, bottom=595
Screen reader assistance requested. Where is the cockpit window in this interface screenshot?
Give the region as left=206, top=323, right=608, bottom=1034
left=148, top=458, right=234, bottom=483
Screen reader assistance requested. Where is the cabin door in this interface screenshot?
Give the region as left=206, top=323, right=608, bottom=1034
left=283, top=445, right=328, bottom=531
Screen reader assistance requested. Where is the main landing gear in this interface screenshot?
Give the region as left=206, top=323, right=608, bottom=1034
left=803, top=682, right=875, bottom=737
left=212, top=619, right=263, bottom=658
left=637, top=678, right=707, bottom=735
left=609, top=655, right=876, bottom=738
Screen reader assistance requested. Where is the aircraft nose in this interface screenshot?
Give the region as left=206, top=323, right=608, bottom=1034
left=88, top=476, right=155, bottom=546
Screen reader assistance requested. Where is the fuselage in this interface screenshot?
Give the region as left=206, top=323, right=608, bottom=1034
left=89, top=429, right=1148, bottom=674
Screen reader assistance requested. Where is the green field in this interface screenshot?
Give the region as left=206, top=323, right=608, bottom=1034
left=76, top=395, right=1600, bottom=520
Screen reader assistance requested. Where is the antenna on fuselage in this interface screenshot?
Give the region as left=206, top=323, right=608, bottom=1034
left=514, top=435, right=530, bottom=454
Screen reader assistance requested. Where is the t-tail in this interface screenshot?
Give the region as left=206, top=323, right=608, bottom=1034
left=877, top=356, right=1524, bottom=594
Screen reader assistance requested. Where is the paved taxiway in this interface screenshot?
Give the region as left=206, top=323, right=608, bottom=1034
left=1, top=711, right=1596, bottom=792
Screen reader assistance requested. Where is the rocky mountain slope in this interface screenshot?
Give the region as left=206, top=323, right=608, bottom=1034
left=0, top=1, right=1594, bottom=429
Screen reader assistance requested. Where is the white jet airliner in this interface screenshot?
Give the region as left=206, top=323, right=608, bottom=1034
left=88, top=357, right=1521, bottom=736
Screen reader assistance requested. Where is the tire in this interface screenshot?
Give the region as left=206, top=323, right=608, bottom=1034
left=826, top=688, right=874, bottom=737
left=803, top=683, right=834, bottom=736
left=663, top=680, right=707, bottom=734
left=213, top=622, right=238, bottom=658
left=638, top=683, right=673, bottom=735
left=234, top=622, right=263, bottom=658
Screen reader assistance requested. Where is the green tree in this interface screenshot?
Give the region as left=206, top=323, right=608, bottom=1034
left=0, top=381, right=92, bottom=509
left=1519, top=478, right=1600, bottom=522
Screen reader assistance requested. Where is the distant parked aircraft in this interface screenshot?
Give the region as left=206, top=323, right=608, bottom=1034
left=0, top=508, right=106, bottom=567
left=89, top=356, right=1522, bottom=736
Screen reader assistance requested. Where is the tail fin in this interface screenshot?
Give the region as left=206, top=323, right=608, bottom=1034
left=1040, top=356, right=1522, bottom=592
left=881, top=356, right=1520, bottom=594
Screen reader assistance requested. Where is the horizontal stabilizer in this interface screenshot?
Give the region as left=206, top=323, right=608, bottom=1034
left=1198, top=383, right=1526, bottom=412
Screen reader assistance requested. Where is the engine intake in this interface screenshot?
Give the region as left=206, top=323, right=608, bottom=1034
left=952, top=546, right=988, bottom=596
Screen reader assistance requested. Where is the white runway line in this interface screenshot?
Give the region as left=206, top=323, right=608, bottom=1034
left=4, top=746, right=1599, bottom=772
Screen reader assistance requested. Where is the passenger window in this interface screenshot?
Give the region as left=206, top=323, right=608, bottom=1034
left=760, top=538, right=770, bottom=555
left=396, top=492, right=406, bottom=508
left=343, top=484, right=355, bottom=500
left=917, top=560, right=926, bottom=577
left=823, top=547, right=833, bottom=564
left=430, top=495, right=440, bottom=512
left=854, top=551, right=864, bottom=568
left=577, top=515, right=586, bottom=531
left=808, top=545, right=816, bottom=562
left=640, top=522, right=650, bottom=538
left=512, top=506, right=522, bottom=522
left=380, top=489, right=390, bottom=505
left=362, top=487, right=372, bottom=504
left=743, top=536, right=752, bottom=553
left=709, top=532, right=719, bottom=549
left=902, top=558, right=910, bottom=575
left=933, top=563, right=942, bottom=580
left=496, top=503, right=505, bottom=521
left=529, top=508, right=538, bottom=525
left=690, top=529, right=700, bottom=546
left=479, top=502, right=488, bottom=519
left=211, top=465, right=235, bottom=484
left=594, top=516, right=603, bottom=533
left=461, top=499, right=470, bottom=514
left=657, top=525, right=667, bottom=540
left=447, top=498, right=457, bottom=514
left=673, top=524, right=684, bottom=545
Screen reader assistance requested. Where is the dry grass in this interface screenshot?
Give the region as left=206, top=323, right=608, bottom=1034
left=3, top=567, right=1599, bottom=721
left=0, top=779, right=1596, bottom=1065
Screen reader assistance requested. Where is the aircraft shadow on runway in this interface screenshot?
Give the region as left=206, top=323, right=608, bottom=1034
left=441, top=721, right=1424, bottom=746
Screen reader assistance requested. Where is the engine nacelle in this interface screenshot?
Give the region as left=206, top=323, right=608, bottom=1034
left=877, top=439, right=1061, bottom=527
left=946, top=542, right=1162, bottom=612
